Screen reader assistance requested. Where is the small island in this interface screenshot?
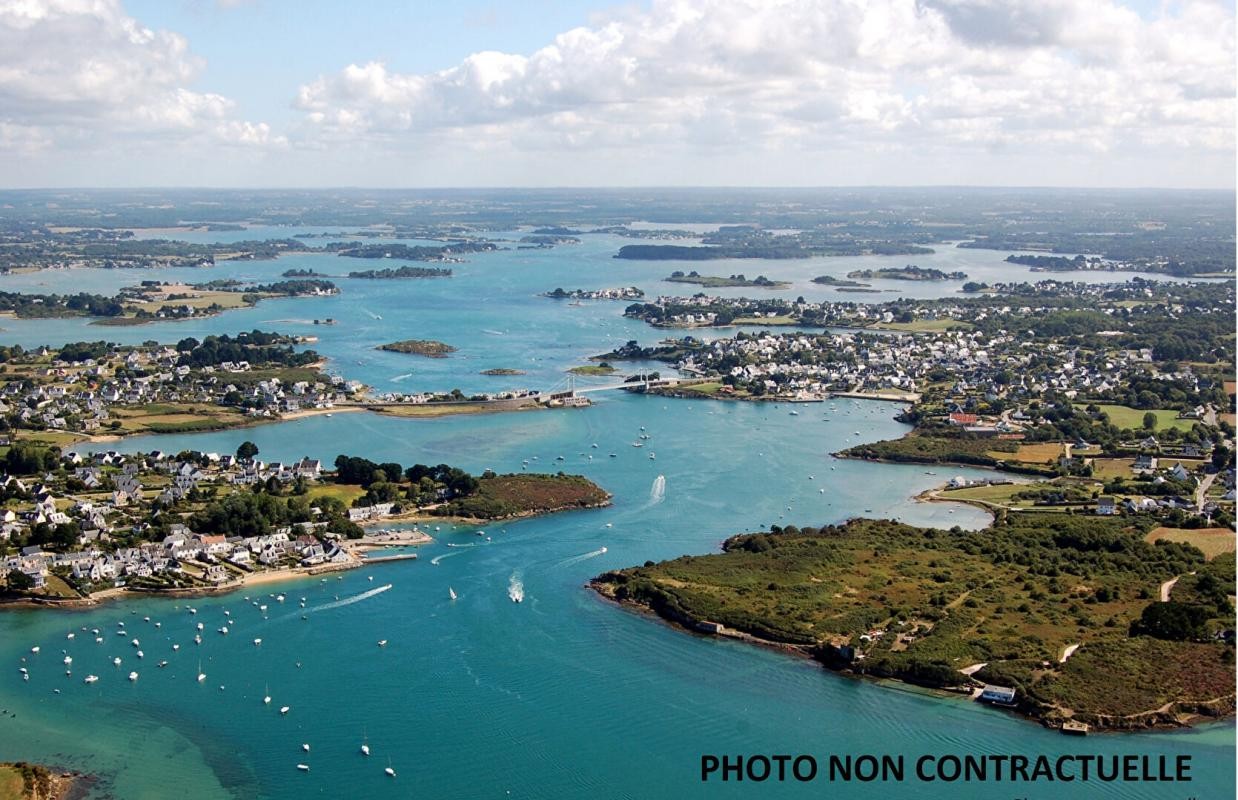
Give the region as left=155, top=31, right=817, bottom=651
left=378, top=339, right=457, bottom=358
left=665, top=271, right=790, bottom=289
left=847, top=265, right=967, bottom=281
left=282, top=268, right=333, bottom=278
left=568, top=363, right=617, bottom=376
left=348, top=265, right=453, bottom=280
left=812, top=275, right=871, bottom=287
left=480, top=368, right=526, bottom=376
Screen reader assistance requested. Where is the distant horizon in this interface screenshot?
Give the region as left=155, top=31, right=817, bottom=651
left=0, top=184, right=1233, bottom=194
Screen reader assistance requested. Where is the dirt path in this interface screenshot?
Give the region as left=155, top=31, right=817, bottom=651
left=1160, top=576, right=1182, bottom=602
left=1196, top=470, right=1218, bottom=513
left=1059, top=643, right=1080, bottom=663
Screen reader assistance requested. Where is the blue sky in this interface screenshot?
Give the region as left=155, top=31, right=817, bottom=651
left=0, top=0, right=1232, bottom=188
left=125, top=0, right=617, bottom=128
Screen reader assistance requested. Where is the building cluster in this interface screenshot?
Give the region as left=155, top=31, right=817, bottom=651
left=1, top=450, right=345, bottom=589
left=0, top=347, right=359, bottom=435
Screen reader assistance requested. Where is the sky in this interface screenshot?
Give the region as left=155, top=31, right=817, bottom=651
left=0, top=0, right=1233, bottom=189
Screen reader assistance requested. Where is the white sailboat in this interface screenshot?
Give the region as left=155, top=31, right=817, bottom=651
left=197, top=661, right=206, bottom=683
left=128, top=671, right=138, bottom=682
left=384, top=758, right=396, bottom=777
left=263, top=684, right=271, bottom=705
left=448, top=587, right=457, bottom=601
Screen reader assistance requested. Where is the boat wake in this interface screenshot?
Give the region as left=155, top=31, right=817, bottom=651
left=554, top=547, right=608, bottom=569
left=390, top=373, right=414, bottom=382
left=647, top=475, right=666, bottom=506
left=430, top=551, right=466, bottom=565
left=305, top=584, right=392, bottom=614
left=364, top=309, right=382, bottom=320
left=483, top=329, right=505, bottom=336
left=507, top=573, right=525, bottom=604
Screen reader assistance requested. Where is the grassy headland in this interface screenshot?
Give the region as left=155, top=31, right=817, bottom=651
left=593, top=514, right=1235, bottom=731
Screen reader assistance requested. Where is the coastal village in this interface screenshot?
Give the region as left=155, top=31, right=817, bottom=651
left=1, top=447, right=413, bottom=597
left=610, top=280, right=1235, bottom=528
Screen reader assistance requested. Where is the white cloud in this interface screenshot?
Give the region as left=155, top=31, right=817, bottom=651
left=292, top=0, right=1234, bottom=177
left=0, top=0, right=279, bottom=151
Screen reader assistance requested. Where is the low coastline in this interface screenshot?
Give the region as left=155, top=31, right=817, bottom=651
left=588, top=580, right=1234, bottom=734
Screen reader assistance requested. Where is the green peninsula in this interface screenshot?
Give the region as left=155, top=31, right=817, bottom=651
left=433, top=473, right=611, bottom=520
left=593, top=514, right=1235, bottom=732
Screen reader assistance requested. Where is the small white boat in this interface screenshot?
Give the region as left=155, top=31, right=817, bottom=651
left=600, top=547, right=608, bottom=553
left=63, top=656, right=72, bottom=666
left=449, top=587, right=457, bottom=601
left=196, top=623, right=204, bottom=631
left=197, top=662, right=206, bottom=683
left=280, top=706, right=290, bottom=715
left=158, top=660, right=168, bottom=668
left=95, top=637, right=103, bottom=644
left=377, top=640, right=387, bottom=647
left=112, top=657, right=121, bottom=667
left=128, top=671, right=138, bottom=682
left=136, top=651, right=144, bottom=659
left=263, top=683, right=271, bottom=704
left=302, top=743, right=310, bottom=752
left=789, top=410, right=799, bottom=416
left=259, top=605, right=267, bottom=612
left=218, top=627, right=229, bottom=635
left=172, top=644, right=180, bottom=651
left=385, top=759, right=396, bottom=777
left=30, top=646, right=39, bottom=654
left=18, top=667, right=27, bottom=675
left=296, top=764, right=309, bottom=772
left=253, top=639, right=262, bottom=647
left=83, top=675, right=98, bottom=684
left=131, top=639, right=140, bottom=647
left=66, top=633, right=75, bottom=640
left=194, top=635, right=202, bottom=645
left=189, top=608, right=197, bottom=615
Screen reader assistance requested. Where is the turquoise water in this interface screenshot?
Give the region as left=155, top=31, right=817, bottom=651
left=0, top=228, right=1232, bottom=799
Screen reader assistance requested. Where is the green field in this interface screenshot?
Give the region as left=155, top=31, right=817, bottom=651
left=306, top=483, right=367, bottom=505
left=871, top=318, right=974, bottom=333
left=1083, top=404, right=1198, bottom=432
left=732, top=315, right=798, bottom=325
left=0, top=765, right=24, bottom=800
